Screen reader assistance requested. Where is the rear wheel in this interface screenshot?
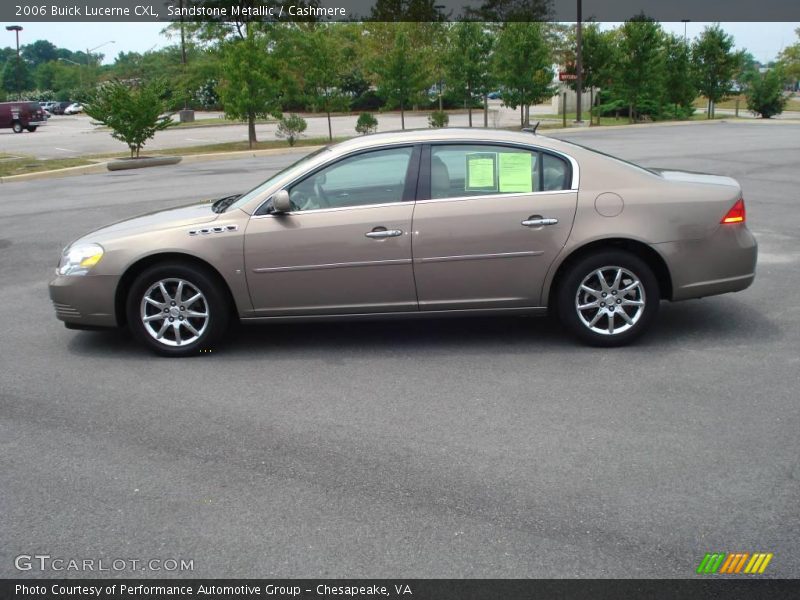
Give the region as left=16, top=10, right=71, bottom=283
left=26, top=125, right=37, bottom=132
left=126, top=263, right=229, bottom=357
left=556, top=250, right=659, bottom=347
left=11, top=121, right=23, bottom=133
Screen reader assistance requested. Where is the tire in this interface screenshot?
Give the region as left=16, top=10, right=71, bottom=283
left=26, top=125, right=37, bottom=132
left=126, top=263, right=230, bottom=357
left=11, top=121, right=23, bottom=133
left=556, top=250, right=659, bottom=347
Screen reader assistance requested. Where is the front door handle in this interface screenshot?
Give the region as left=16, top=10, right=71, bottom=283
left=365, top=227, right=403, bottom=239
left=522, top=216, right=559, bottom=227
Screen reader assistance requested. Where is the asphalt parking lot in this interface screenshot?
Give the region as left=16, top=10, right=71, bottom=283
left=1, top=122, right=798, bottom=578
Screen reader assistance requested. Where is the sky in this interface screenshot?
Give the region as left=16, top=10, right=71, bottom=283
left=1, top=21, right=798, bottom=65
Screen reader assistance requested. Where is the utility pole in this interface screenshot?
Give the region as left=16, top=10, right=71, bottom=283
left=681, top=19, right=690, bottom=44
left=5, top=25, right=23, bottom=98
left=575, top=0, right=583, bottom=123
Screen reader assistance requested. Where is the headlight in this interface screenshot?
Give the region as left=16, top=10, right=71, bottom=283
left=58, top=243, right=104, bottom=276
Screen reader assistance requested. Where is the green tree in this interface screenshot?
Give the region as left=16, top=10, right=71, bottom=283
left=692, top=24, right=740, bottom=118
left=446, top=22, right=494, bottom=127
left=21, top=40, right=59, bottom=68
left=218, top=27, right=282, bottom=148
left=373, top=27, right=428, bottom=130
left=296, top=25, right=348, bottom=141
left=613, top=17, right=666, bottom=122
left=663, top=33, right=697, bottom=119
left=746, top=67, right=788, bottom=118
left=1, top=58, right=33, bottom=97
left=493, top=22, right=554, bottom=127
left=562, top=22, right=617, bottom=123
left=778, top=28, right=800, bottom=87
left=83, top=79, right=174, bottom=158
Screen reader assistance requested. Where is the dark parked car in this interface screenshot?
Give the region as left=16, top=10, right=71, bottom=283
left=0, top=101, right=47, bottom=133
left=50, top=101, right=73, bottom=115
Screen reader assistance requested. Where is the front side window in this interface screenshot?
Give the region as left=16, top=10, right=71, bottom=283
left=287, top=147, right=414, bottom=211
left=430, top=145, right=571, bottom=199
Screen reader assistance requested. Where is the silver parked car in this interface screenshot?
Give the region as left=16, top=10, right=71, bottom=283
left=50, top=129, right=757, bottom=356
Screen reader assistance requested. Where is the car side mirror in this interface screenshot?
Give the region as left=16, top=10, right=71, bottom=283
left=272, top=190, right=292, bottom=214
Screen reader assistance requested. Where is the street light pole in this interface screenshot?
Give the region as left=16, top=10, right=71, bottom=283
left=58, top=57, right=83, bottom=88
left=575, top=0, right=583, bottom=123
left=5, top=25, right=23, bottom=98
left=681, top=19, right=690, bottom=44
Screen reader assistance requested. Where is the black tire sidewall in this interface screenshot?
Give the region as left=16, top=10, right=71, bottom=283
left=126, top=263, right=229, bottom=357
left=557, top=250, right=659, bottom=347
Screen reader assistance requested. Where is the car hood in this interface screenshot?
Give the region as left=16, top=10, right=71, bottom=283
left=76, top=202, right=219, bottom=244
left=651, top=168, right=740, bottom=190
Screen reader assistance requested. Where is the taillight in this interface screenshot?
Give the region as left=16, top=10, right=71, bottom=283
left=721, top=198, right=745, bottom=224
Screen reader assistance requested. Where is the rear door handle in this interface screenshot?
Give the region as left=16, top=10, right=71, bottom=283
left=365, top=228, right=403, bottom=239
left=522, top=217, right=558, bottom=227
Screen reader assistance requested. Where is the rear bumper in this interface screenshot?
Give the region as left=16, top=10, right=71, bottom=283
left=27, top=120, right=47, bottom=126
left=49, top=273, right=119, bottom=328
left=656, top=224, right=757, bottom=301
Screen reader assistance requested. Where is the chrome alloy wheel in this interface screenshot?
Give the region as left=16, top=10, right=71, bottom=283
left=139, top=278, right=209, bottom=347
left=575, top=266, right=646, bottom=336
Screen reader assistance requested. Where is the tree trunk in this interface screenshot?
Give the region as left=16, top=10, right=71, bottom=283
left=400, top=100, right=405, bottom=130
left=248, top=111, right=257, bottom=148
left=629, top=104, right=634, bottom=124
left=467, top=84, right=472, bottom=127
left=525, top=104, right=529, bottom=126
left=326, top=110, right=332, bottom=141
left=483, top=93, right=488, bottom=127
left=520, top=104, right=524, bottom=127
left=589, top=87, right=594, bottom=125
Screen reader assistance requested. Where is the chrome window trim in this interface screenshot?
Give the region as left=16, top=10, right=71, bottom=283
left=415, top=188, right=575, bottom=206
left=427, top=140, right=580, bottom=192
left=250, top=200, right=416, bottom=219
left=249, top=139, right=579, bottom=218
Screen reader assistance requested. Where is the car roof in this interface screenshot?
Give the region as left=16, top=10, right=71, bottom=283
left=328, top=128, right=577, bottom=157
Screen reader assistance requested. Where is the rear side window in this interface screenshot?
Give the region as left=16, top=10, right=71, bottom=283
left=430, top=145, right=570, bottom=199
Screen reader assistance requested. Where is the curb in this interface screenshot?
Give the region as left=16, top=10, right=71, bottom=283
left=107, top=156, right=182, bottom=171
left=0, top=145, right=322, bottom=184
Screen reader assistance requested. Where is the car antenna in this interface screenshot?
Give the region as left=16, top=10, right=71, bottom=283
left=522, top=121, right=540, bottom=135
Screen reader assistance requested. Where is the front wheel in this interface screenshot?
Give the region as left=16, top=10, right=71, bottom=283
left=556, top=250, right=659, bottom=347
left=126, top=263, right=230, bottom=357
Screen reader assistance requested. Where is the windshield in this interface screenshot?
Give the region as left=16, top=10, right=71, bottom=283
left=225, top=147, right=330, bottom=212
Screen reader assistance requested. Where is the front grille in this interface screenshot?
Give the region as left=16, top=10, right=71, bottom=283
left=52, top=302, right=81, bottom=318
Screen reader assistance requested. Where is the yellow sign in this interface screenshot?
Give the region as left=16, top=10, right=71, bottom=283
left=499, top=152, right=533, bottom=193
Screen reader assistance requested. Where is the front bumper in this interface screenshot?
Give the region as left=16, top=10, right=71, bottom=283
left=49, top=273, right=119, bottom=328
left=656, top=224, right=757, bottom=301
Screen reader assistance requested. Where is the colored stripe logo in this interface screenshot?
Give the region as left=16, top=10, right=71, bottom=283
left=697, top=552, right=773, bottom=574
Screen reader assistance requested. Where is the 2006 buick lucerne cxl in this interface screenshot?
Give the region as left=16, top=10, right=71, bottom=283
left=50, top=129, right=757, bottom=356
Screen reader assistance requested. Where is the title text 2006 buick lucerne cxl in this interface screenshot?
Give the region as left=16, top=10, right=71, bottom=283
left=50, top=129, right=757, bottom=356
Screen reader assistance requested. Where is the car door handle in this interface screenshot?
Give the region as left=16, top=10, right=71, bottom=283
left=365, top=228, right=403, bottom=239
left=522, top=217, right=559, bottom=227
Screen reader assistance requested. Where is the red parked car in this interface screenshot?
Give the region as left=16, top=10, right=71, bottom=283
left=0, top=101, right=47, bottom=133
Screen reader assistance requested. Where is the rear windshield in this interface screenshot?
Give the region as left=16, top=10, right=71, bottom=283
left=556, top=139, right=661, bottom=177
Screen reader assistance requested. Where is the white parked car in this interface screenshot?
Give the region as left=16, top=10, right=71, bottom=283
left=64, top=103, right=83, bottom=115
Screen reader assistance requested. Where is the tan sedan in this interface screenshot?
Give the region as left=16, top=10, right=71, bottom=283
left=50, top=129, right=757, bottom=356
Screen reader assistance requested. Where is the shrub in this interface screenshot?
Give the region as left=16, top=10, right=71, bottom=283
left=428, top=110, right=449, bottom=128
left=746, top=69, right=788, bottom=118
left=355, top=112, right=378, bottom=135
left=276, top=113, right=307, bottom=146
left=83, top=79, right=173, bottom=158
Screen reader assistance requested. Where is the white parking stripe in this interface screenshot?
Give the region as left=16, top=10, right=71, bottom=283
left=54, top=147, right=78, bottom=153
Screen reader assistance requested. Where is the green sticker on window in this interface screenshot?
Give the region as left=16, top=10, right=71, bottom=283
left=498, top=152, right=533, bottom=193
left=465, top=152, right=497, bottom=191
